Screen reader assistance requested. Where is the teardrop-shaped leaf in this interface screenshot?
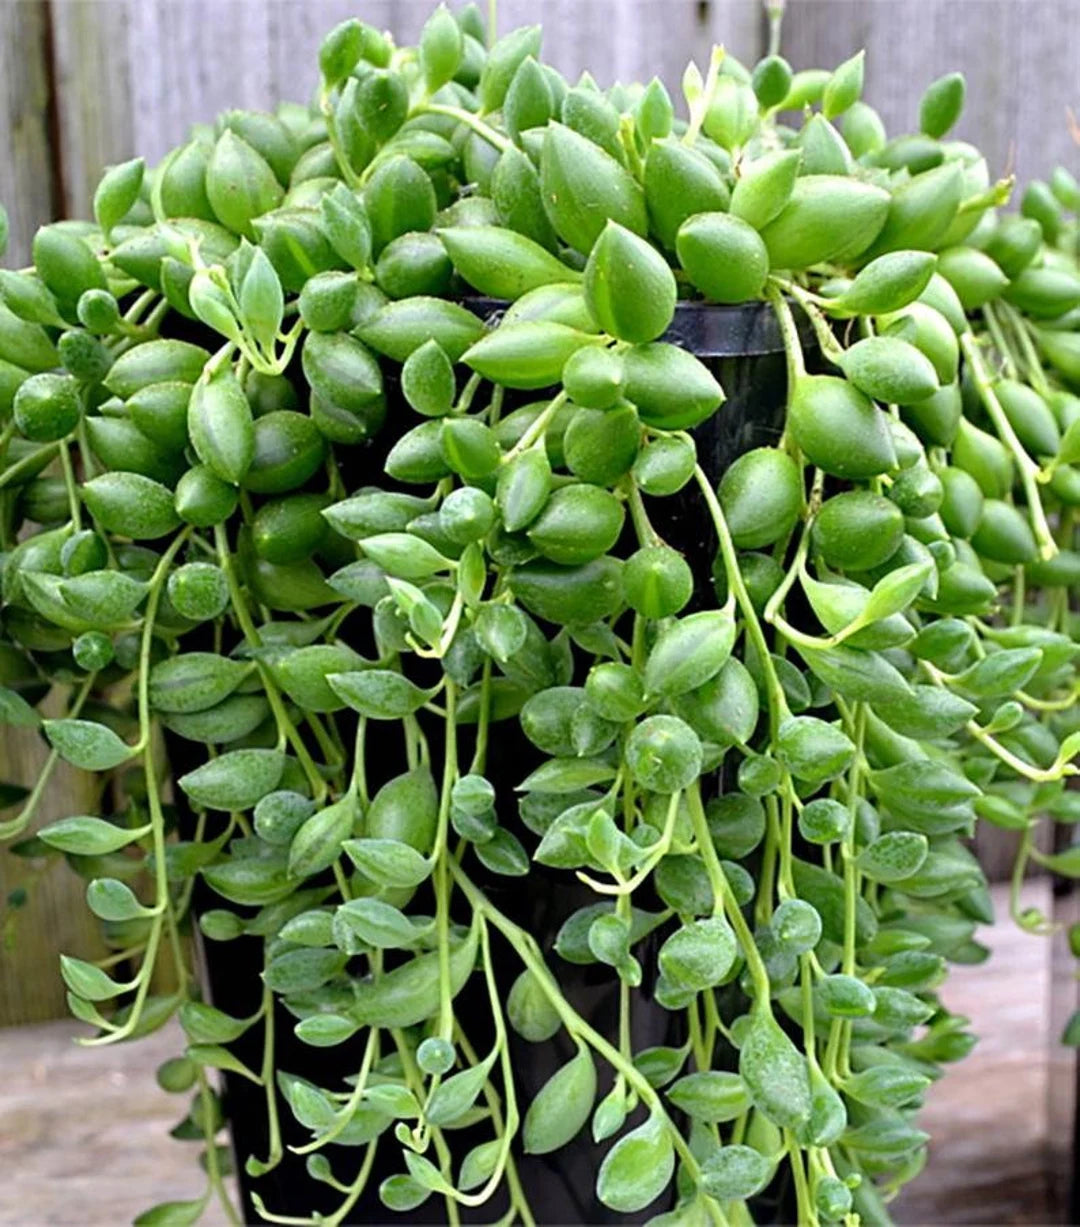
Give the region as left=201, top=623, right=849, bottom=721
left=596, top=1112, right=674, bottom=1213
left=738, top=1011, right=812, bottom=1131
left=178, top=748, right=285, bottom=812
left=523, top=1046, right=597, bottom=1154
left=60, top=954, right=127, bottom=1002
left=426, top=1049, right=497, bottom=1127
left=288, top=794, right=357, bottom=878
left=86, top=877, right=152, bottom=922
left=44, top=718, right=133, bottom=770
left=327, top=670, right=437, bottom=719
left=343, top=837, right=432, bottom=889
left=38, top=815, right=148, bottom=856
left=643, top=611, right=736, bottom=699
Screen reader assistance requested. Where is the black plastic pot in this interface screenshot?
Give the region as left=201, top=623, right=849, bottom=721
left=180, top=300, right=810, bottom=1226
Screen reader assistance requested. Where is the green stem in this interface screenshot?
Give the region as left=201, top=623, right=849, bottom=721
left=448, top=859, right=716, bottom=1198
left=960, top=330, right=1056, bottom=560
left=687, top=782, right=772, bottom=1004
left=422, top=103, right=512, bottom=151
left=436, top=680, right=458, bottom=1041
left=694, top=464, right=787, bottom=735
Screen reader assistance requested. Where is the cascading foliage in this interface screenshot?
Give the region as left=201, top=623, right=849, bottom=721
left=2, top=4, right=1080, bottom=1225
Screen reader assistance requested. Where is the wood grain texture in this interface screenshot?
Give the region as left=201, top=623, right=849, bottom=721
left=892, top=880, right=1059, bottom=1225
left=0, top=704, right=109, bottom=1027
left=45, top=0, right=764, bottom=217
left=0, top=1018, right=234, bottom=1227
left=0, top=0, right=55, bottom=264
left=781, top=0, right=1080, bottom=192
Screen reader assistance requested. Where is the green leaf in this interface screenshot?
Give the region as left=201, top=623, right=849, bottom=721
left=955, top=647, right=1043, bottom=699
left=643, top=611, right=736, bottom=699
left=93, top=157, right=145, bottom=235
left=596, top=1112, right=675, bottom=1213
left=419, top=5, right=463, bottom=93
left=38, top=815, right=148, bottom=856
left=404, top=1152, right=455, bottom=1197
left=701, top=1145, right=772, bottom=1201
left=856, top=832, right=930, bottom=883
left=266, top=642, right=367, bottom=713
left=459, top=1139, right=501, bottom=1192
left=60, top=954, right=126, bottom=1002
left=379, top=1175, right=431, bottom=1213
left=327, top=669, right=437, bottom=719
left=426, top=1050, right=497, bottom=1127
left=238, top=246, right=284, bottom=353
left=343, top=837, right=431, bottom=889
left=202, top=855, right=295, bottom=907
left=0, top=686, right=41, bottom=728
left=86, top=877, right=152, bottom=922
left=859, top=561, right=934, bottom=625
left=666, top=1071, right=750, bottom=1123
left=134, top=1199, right=206, bottom=1226
left=148, top=653, right=251, bottom=715
left=523, top=1046, right=597, bottom=1154
left=540, top=123, right=648, bottom=254
left=462, top=321, right=603, bottom=390
left=517, top=757, right=617, bottom=794
left=263, top=947, right=348, bottom=995
left=44, top=718, right=133, bottom=770
left=288, top=794, right=357, bottom=878
left=658, top=917, right=737, bottom=991
left=479, top=25, right=542, bottom=112
left=871, top=685, right=976, bottom=740
left=186, top=1044, right=262, bottom=1083
left=82, top=471, right=181, bottom=540
left=1035, top=845, right=1080, bottom=878
left=507, top=968, right=562, bottom=1042
left=439, top=225, right=576, bottom=301
left=364, top=1083, right=419, bottom=1119
left=179, top=748, right=285, bottom=812
left=351, top=922, right=479, bottom=1028
left=401, top=339, right=455, bottom=417
left=295, top=1014, right=360, bottom=1047
left=738, top=1011, right=812, bottom=1131
left=799, top=643, right=912, bottom=706
left=179, top=1000, right=253, bottom=1044
left=58, top=570, right=149, bottom=629
left=584, top=221, right=676, bottom=344
left=358, top=532, right=452, bottom=579
left=334, top=897, right=432, bottom=950
left=633, top=1044, right=689, bottom=1089
left=474, top=827, right=529, bottom=876
left=869, top=760, right=980, bottom=827
left=188, top=367, right=254, bottom=485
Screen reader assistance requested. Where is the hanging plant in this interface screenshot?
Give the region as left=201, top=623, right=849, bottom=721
left=1, top=5, right=1079, bottom=1227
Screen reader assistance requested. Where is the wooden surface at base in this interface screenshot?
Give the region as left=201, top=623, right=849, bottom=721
left=894, top=879, right=1061, bottom=1227
left=0, top=882, right=1067, bottom=1227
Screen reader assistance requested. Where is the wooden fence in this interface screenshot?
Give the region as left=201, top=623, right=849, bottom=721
left=0, top=0, right=1077, bottom=1021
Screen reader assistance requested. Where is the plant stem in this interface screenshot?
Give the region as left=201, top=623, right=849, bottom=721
left=961, top=330, right=1057, bottom=560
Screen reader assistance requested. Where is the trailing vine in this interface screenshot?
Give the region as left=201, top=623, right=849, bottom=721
left=0, top=6, right=1079, bottom=1226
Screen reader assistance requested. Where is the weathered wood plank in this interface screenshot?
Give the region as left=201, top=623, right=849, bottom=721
left=0, top=1019, right=234, bottom=1227
left=0, top=0, right=55, bottom=264
left=0, top=694, right=109, bottom=1026
left=781, top=0, right=1080, bottom=193
left=46, top=1, right=765, bottom=216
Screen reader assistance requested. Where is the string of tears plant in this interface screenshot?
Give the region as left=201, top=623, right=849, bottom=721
left=2, top=4, right=1080, bottom=1226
